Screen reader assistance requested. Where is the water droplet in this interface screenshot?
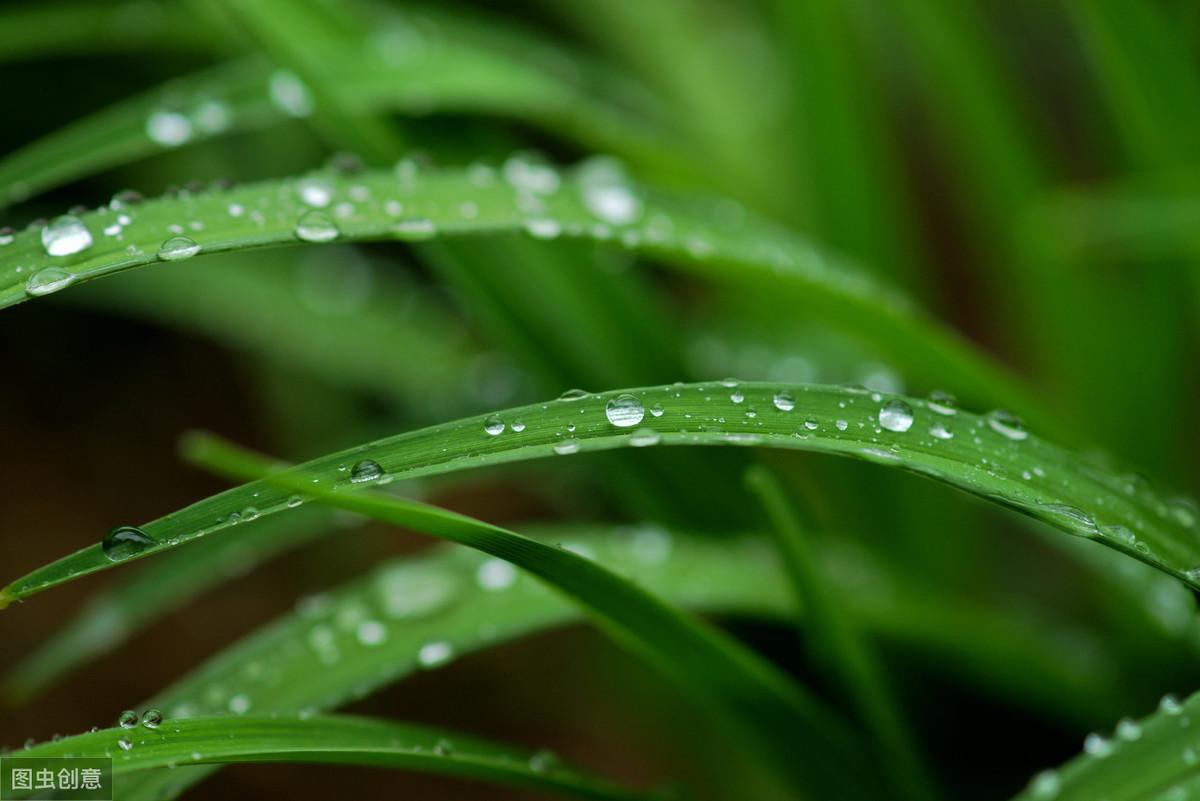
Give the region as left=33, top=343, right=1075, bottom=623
left=110, top=189, right=143, bottom=209
left=390, top=218, right=437, bottom=240
left=356, top=620, right=387, bottom=646
left=529, top=749, right=559, bottom=773
left=803, top=418, right=819, bottom=431
left=1084, top=732, right=1113, bottom=758
left=510, top=419, right=526, bottom=433
left=524, top=218, right=562, bottom=239
left=879, top=400, right=914, bottom=433
left=986, top=409, right=1028, bottom=441
left=1161, top=694, right=1183, bottom=715
left=1116, top=718, right=1142, bottom=741
left=228, top=694, right=251, bottom=714
left=650, top=403, right=665, bottom=418
left=145, top=110, right=192, bottom=147
left=142, top=708, right=163, bottom=729
left=483, top=414, right=505, bottom=436
left=930, top=422, right=953, bottom=440
left=606, top=394, right=645, bottom=428
left=772, top=391, right=795, bottom=412
left=417, top=640, right=455, bottom=668
left=376, top=563, right=459, bottom=619
left=158, top=235, right=200, bottom=261
left=434, top=739, right=454, bottom=757
left=296, top=177, right=333, bottom=208
left=476, top=558, right=517, bottom=591
left=25, top=267, right=76, bottom=296
left=269, top=70, right=314, bottom=117
left=1029, top=770, right=1060, bottom=799
left=103, top=526, right=154, bottom=562
left=117, top=736, right=134, bottom=752
left=629, top=428, right=661, bottom=447
left=559, top=388, right=589, bottom=401
left=118, top=710, right=139, bottom=729
left=295, top=211, right=339, bottom=243
left=350, top=459, right=385, bottom=484
left=41, top=214, right=92, bottom=256
left=927, top=390, right=958, bottom=415
left=554, top=439, right=580, bottom=455
left=1185, top=565, right=1200, bottom=583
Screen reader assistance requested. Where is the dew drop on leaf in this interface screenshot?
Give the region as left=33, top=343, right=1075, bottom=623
left=986, top=409, right=1028, bottom=441
left=629, top=428, right=661, bottom=447
left=145, top=110, right=192, bottom=147
left=558, top=388, right=589, bottom=401
left=878, top=400, right=914, bottom=433
left=417, top=640, right=455, bottom=668
left=927, top=390, right=958, bottom=416
left=25, top=267, right=76, bottom=297
left=606, top=393, right=645, bottom=428
left=141, top=708, right=163, bottom=729
left=117, top=710, right=139, bottom=729
left=772, top=391, right=795, bottom=412
left=295, top=211, right=339, bottom=243
left=349, top=459, right=385, bottom=484
left=158, top=235, right=200, bottom=261
left=476, top=558, right=517, bottom=591
left=41, top=214, right=93, bottom=256
left=117, top=736, right=134, bottom=752
left=483, top=414, right=505, bottom=436
left=102, top=526, right=154, bottom=562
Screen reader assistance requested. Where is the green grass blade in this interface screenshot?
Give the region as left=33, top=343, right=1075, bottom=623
left=1009, top=692, right=1199, bottom=801
left=3, top=380, right=1191, bottom=607
left=0, top=1, right=207, bottom=64
left=745, top=464, right=936, bottom=801
left=181, top=435, right=876, bottom=797
left=0, top=162, right=1046, bottom=423
left=12, top=714, right=658, bottom=801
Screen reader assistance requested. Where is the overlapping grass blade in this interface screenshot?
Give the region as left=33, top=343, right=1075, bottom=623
left=0, top=162, right=1046, bottom=424
left=0, top=1, right=206, bottom=64
left=181, top=435, right=874, bottom=797
left=745, top=465, right=936, bottom=801
left=3, top=381, right=1193, bottom=608
left=12, top=714, right=658, bottom=801
left=1009, top=691, right=1197, bottom=801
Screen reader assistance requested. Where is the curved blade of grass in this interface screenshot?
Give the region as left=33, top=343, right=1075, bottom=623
left=1009, top=691, right=1200, bottom=801
left=745, top=464, right=936, bottom=801
left=3, top=380, right=1194, bottom=608
left=12, top=714, right=658, bottom=801
left=0, top=162, right=1046, bottom=425
left=181, top=435, right=876, bottom=797
left=109, top=527, right=1116, bottom=801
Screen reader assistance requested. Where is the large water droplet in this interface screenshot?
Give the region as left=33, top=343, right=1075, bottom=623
left=103, top=526, right=154, bottom=562
left=772, top=391, right=795, bottom=412
left=986, top=410, right=1028, bottom=441
left=25, top=267, right=76, bottom=296
left=558, top=388, right=589, bottom=401
left=41, top=215, right=93, bottom=256
left=141, top=708, right=163, bottom=729
left=118, top=710, right=139, bottom=729
left=606, top=394, right=645, bottom=428
left=878, top=400, right=914, bottom=433
left=158, top=235, right=200, bottom=261
left=927, top=390, right=958, bottom=416
left=483, top=414, right=505, bottom=436
left=554, top=438, right=580, bottom=455
left=350, top=459, right=385, bottom=484
left=295, top=211, right=339, bottom=243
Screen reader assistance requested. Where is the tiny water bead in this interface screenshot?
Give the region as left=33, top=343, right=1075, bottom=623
left=523, top=218, right=562, bottom=239
left=629, top=428, right=661, bottom=447
left=878, top=399, right=915, bottom=433
left=417, top=640, right=455, bottom=668
left=605, top=394, right=645, bottom=428
left=927, top=390, right=958, bottom=415
left=986, top=409, right=1028, bottom=441
left=141, top=708, right=163, bottom=729
left=1029, top=770, right=1061, bottom=800
left=772, top=390, right=795, bottom=412
left=41, top=214, right=93, bottom=256
left=25, top=267, right=76, bottom=297
left=1115, top=717, right=1142, bottom=741
left=102, top=525, right=155, bottom=562
left=483, top=414, right=505, bottom=436
left=295, top=210, right=339, bottom=243
left=118, top=710, right=139, bottom=729
left=553, top=438, right=581, bottom=455
left=158, top=235, right=200, bottom=261
left=1083, top=732, right=1113, bottom=758
left=117, top=737, right=134, bottom=752
left=1160, top=694, right=1183, bottom=715
left=349, top=459, right=385, bottom=484
left=558, top=388, right=590, bottom=401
